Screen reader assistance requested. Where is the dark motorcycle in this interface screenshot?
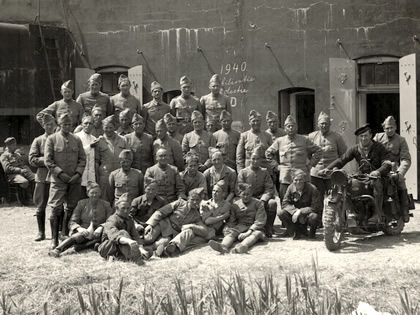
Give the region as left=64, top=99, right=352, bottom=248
left=322, top=169, right=414, bottom=251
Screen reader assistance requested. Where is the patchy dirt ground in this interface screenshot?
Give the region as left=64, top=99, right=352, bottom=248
left=0, top=201, right=419, bottom=313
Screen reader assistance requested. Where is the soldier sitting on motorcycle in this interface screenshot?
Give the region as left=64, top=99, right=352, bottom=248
left=318, top=124, right=392, bottom=223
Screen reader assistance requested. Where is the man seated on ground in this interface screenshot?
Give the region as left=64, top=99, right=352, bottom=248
left=98, top=193, right=151, bottom=265
left=209, top=183, right=266, bottom=254
left=279, top=170, right=322, bottom=240
left=163, top=182, right=230, bottom=257
left=49, top=182, right=114, bottom=257
left=143, top=188, right=205, bottom=257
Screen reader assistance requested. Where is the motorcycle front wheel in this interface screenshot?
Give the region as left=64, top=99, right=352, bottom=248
left=323, top=203, right=344, bottom=251
left=382, top=217, right=405, bottom=236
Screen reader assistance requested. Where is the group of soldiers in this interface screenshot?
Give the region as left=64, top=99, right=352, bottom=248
left=0, top=72, right=411, bottom=264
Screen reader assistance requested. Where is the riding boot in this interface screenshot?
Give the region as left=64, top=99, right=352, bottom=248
left=265, top=211, right=276, bottom=238
left=49, top=237, right=76, bottom=257
left=61, top=211, right=70, bottom=237
left=35, top=213, right=45, bottom=241
left=398, top=189, right=410, bottom=223
left=50, top=217, right=60, bottom=250
left=369, top=194, right=384, bottom=223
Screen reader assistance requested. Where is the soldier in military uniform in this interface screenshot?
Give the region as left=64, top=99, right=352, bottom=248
left=164, top=113, right=183, bottom=144
left=237, top=146, right=277, bottom=238
left=279, top=170, right=322, bottom=239
left=142, top=81, right=171, bottom=138
left=266, top=115, right=322, bottom=201
left=180, top=153, right=208, bottom=199
left=182, top=110, right=216, bottom=173
left=76, top=73, right=112, bottom=119
left=213, top=110, right=240, bottom=170
left=29, top=114, right=56, bottom=241
left=209, top=183, right=267, bottom=254
left=109, top=150, right=144, bottom=206
left=44, top=113, right=86, bottom=248
left=170, top=76, right=203, bottom=135
left=200, top=74, right=231, bottom=131
left=110, top=74, right=141, bottom=118
left=37, top=80, right=84, bottom=132
left=95, top=115, right=129, bottom=202
left=74, top=104, right=104, bottom=138
left=308, top=111, right=347, bottom=204
left=266, top=111, right=286, bottom=141
left=144, top=148, right=186, bottom=203
left=153, top=119, right=185, bottom=171
left=124, top=113, right=154, bottom=174
left=373, top=116, right=411, bottom=222
left=116, top=108, right=134, bottom=136
left=237, top=110, right=273, bottom=174
left=205, top=117, right=217, bottom=134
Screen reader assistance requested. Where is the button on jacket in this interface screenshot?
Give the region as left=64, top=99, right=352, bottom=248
left=144, top=164, right=186, bottom=202
left=124, top=132, right=154, bottom=174
left=237, top=130, right=273, bottom=173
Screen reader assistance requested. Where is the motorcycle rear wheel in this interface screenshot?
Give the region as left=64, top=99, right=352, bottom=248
left=323, top=203, right=344, bottom=251
left=382, top=217, right=404, bottom=236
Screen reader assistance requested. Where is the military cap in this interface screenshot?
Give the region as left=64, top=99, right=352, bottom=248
left=179, top=76, right=192, bottom=86
left=61, top=80, right=74, bottom=91
left=214, top=179, right=226, bottom=190
left=266, top=110, right=278, bottom=121
left=284, top=115, right=297, bottom=126
left=191, top=110, right=204, bottom=122
left=116, top=193, right=132, bottom=206
left=292, top=169, right=307, bottom=180
left=163, top=113, right=176, bottom=123
left=354, top=123, right=371, bottom=136
left=41, top=113, right=55, bottom=127
left=131, top=113, right=144, bottom=123
left=318, top=111, right=330, bottom=123
left=206, top=115, right=216, bottom=123
left=209, top=74, right=221, bottom=84
left=86, top=182, right=100, bottom=192
left=118, top=74, right=130, bottom=87
left=155, top=119, right=166, bottom=130
left=91, top=104, right=103, bottom=114
left=185, top=152, right=199, bottom=164
left=82, top=113, right=93, bottom=122
left=208, top=147, right=222, bottom=159
left=144, top=177, right=157, bottom=188
left=188, top=187, right=204, bottom=198
left=151, top=81, right=163, bottom=92
left=237, top=182, right=252, bottom=193
left=88, top=73, right=102, bottom=84
left=251, top=145, right=265, bottom=159
left=382, top=116, right=397, bottom=127
left=220, top=110, right=232, bottom=121
left=4, top=137, right=17, bottom=146
left=249, top=110, right=261, bottom=121
left=57, top=112, right=72, bottom=124
left=119, top=108, right=131, bottom=119
left=119, top=149, right=133, bottom=160
left=102, top=115, right=116, bottom=127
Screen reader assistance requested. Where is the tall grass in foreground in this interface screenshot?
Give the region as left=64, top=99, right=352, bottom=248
left=1, top=260, right=418, bottom=314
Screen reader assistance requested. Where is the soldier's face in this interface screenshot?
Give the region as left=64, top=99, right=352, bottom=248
left=116, top=202, right=131, bottom=217
left=293, top=175, right=305, bottom=190
left=145, top=183, right=157, bottom=199
left=119, top=81, right=130, bottom=95
left=7, top=143, right=17, bottom=152
left=318, top=121, right=330, bottom=134
left=61, top=88, right=73, bottom=101
left=250, top=118, right=261, bottom=131
left=44, top=121, right=57, bottom=135
left=60, top=121, right=72, bottom=134
left=181, top=83, right=192, bottom=97
left=132, top=121, right=145, bottom=133
left=120, top=117, right=130, bottom=128
left=239, top=188, right=252, bottom=203
left=358, top=130, right=372, bottom=147
left=285, top=123, right=297, bottom=136
left=209, top=83, right=220, bottom=94
left=221, top=118, right=232, bottom=129
left=267, top=119, right=278, bottom=131
left=120, top=158, right=132, bottom=171
left=211, top=154, right=223, bottom=168
left=89, top=81, right=101, bottom=94
left=104, top=125, right=115, bottom=137
left=206, top=121, right=216, bottom=133
left=186, top=160, right=198, bottom=173
left=156, top=126, right=167, bottom=140
left=166, top=121, right=176, bottom=132
left=82, top=118, right=94, bottom=134
left=212, top=186, right=224, bottom=200
left=384, top=124, right=396, bottom=137
left=92, top=111, right=102, bottom=124
left=156, top=150, right=168, bottom=165
left=152, top=88, right=162, bottom=99
left=250, top=154, right=261, bottom=168
left=193, top=118, right=204, bottom=131
left=87, top=187, right=101, bottom=201
left=188, top=194, right=202, bottom=209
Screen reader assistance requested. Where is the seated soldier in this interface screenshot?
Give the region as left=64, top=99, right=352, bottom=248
left=49, top=182, right=114, bottom=257
left=279, top=170, right=322, bottom=239
left=143, top=188, right=205, bottom=257
left=180, top=152, right=208, bottom=199
left=98, top=193, right=151, bottom=265
left=209, top=183, right=266, bottom=254
left=130, top=179, right=167, bottom=234
left=163, top=183, right=230, bottom=257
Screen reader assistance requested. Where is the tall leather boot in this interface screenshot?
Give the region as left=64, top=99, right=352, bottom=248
left=369, top=194, right=384, bottom=223
left=50, top=216, right=60, bottom=250
left=35, top=213, right=45, bottom=241
left=61, top=211, right=70, bottom=237
left=49, top=237, right=76, bottom=257
left=232, top=234, right=259, bottom=254
left=398, top=189, right=410, bottom=222
left=265, top=211, right=276, bottom=238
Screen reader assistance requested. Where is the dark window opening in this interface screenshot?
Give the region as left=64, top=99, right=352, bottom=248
left=0, top=116, right=32, bottom=145
left=163, top=90, right=182, bottom=104
left=100, top=72, right=128, bottom=96
left=359, top=62, right=399, bottom=87
left=366, top=93, right=400, bottom=135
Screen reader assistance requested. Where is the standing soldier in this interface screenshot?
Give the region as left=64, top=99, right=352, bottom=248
left=200, top=74, right=231, bottom=131
left=142, top=81, right=171, bottom=138
left=164, top=113, right=183, bottom=144
left=124, top=113, right=154, bottom=174
left=153, top=119, right=185, bottom=171
left=170, top=76, right=202, bottom=135
left=180, top=153, right=208, bottom=199
left=95, top=115, right=129, bottom=201
left=29, top=114, right=56, bottom=241
left=266, top=111, right=286, bottom=141
left=237, top=110, right=273, bottom=173
left=37, top=80, right=84, bottom=132
left=44, top=113, right=86, bottom=248
left=373, top=116, right=411, bottom=222
left=308, top=111, right=347, bottom=204
left=110, top=74, right=141, bottom=118
left=213, top=110, right=240, bottom=170
left=266, top=115, right=322, bottom=202
left=116, top=109, right=134, bottom=136
left=182, top=110, right=216, bottom=172
left=76, top=73, right=111, bottom=119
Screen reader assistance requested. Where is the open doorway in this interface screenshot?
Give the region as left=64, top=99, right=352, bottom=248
left=365, top=93, right=400, bottom=135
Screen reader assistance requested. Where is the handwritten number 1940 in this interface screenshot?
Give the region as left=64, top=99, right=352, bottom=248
left=220, top=62, right=247, bottom=75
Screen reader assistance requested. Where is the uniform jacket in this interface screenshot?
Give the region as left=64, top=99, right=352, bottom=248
left=116, top=126, right=133, bottom=136
left=266, top=134, right=322, bottom=184
left=226, top=197, right=267, bottom=233
left=75, top=124, right=104, bottom=138
left=110, top=93, right=141, bottom=116
left=146, top=198, right=202, bottom=237
left=282, top=182, right=322, bottom=215
left=373, top=132, right=411, bottom=175
left=29, top=133, right=49, bottom=183
left=180, top=170, right=208, bottom=199
left=109, top=168, right=144, bottom=203
left=237, top=166, right=274, bottom=202
left=130, top=194, right=167, bottom=226
left=308, top=130, right=347, bottom=178
left=201, top=198, right=231, bottom=230
left=95, top=133, right=129, bottom=180
left=168, top=130, right=184, bottom=144
left=44, top=131, right=86, bottom=183
left=237, top=130, right=273, bottom=173
left=153, top=136, right=185, bottom=171
left=74, top=130, right=96, bottom=186
left=76, top=91, right=111, bottom=119
left=204, top=165, right=236, bottom=199
left=266, top=128, right=287, bottom=142
left=124, top=132, right=154, bottom=174
left=182, top=130, right=216, bottom=166
left=102, top=213, right=141, bottom=243
left=142, top=100, right=171, bottom=136
left=69, top=199, right=114, bottom=234
left=170, top=95, right=203, bottom=134
left=144, top=164, right=186, bottom=202
left=0, top=150, right=27, bottom=176
left=37, top=99, right=84, bottom=131
left=213, top=128, right=240, bottom=169
left=200, top=93, right=231, bottom=124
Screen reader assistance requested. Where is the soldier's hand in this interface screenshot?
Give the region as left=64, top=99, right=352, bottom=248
left=58, top=172, right=71, bottom=183
left=78, top=228, right=89, bottom=237
left=93, top=227, right=103, bottom=239
left=181, top=224, right=194, bottom=231
left=144, top=225, right=153, bottom=235
left=292, top=209, right=301, bottom=223
left=90, top=138, right=100, bottom=148
left=317, top=169, right=328, bottom=177
left=238, top=230, right=251, bottom=241
left=369, top=171, right=380, bottom=178
left=68, top=173, right=81, bottom=184
left=135, top=224, right=145, bottom=234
